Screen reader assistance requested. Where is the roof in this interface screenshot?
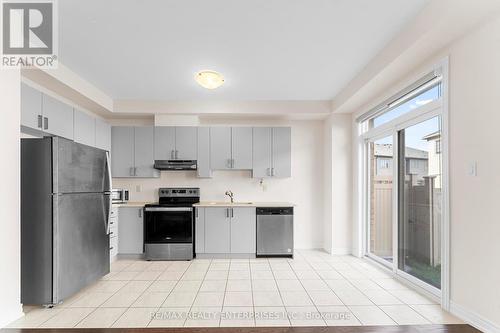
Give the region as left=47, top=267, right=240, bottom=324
left=374, top=144, right=428, bottom=159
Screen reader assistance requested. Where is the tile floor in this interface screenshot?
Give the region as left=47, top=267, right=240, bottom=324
left=7, top=250, right=463, bottom=328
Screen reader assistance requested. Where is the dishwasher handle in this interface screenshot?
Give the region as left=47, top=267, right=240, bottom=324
left=256, top=207, right=293, bottom=215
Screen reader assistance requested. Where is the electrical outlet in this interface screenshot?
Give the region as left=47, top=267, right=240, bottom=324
left=136, top=185, right=142, bottom=192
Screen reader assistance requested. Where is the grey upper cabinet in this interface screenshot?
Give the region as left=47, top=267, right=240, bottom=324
left=21, top=83, right=43, bottom=130
left=175, top=127, right=197, bottom=160
left=112, top=126, right=158, bottom=178
left=197, top=127, right=211, bottom=178
left=232, top=127, right=253, bottom=169
left=111, top=127, right=135, bottom=177
left=195, top=207, right=205, bottom=254
left=134, top=126, right=159, bottom=178
left=230, top=207, right=256, bottom=254
left=154, top=126, right=175, bottom=160
left=252, top=127, right=291, bottom=178
left=42, top=94, right=74, bottom=140
left=118, top=207, right=144, bottom=254
left=272, top=127, right=292, bottom=178
left=95, top=118, right=111, bottom=151
left=204, top=207, right=231, bottom=253
left=210, top=127, right=232, bottom=170
left=252, top=127, right=273, bottom=178
left=73, top=109, right=96, bottom=147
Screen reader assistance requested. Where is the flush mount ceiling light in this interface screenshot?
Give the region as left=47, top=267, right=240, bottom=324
left=195, top=70, right=225, bottom=89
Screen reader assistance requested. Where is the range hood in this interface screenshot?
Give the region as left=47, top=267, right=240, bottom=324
left=154, top=160, right=197, bottom=171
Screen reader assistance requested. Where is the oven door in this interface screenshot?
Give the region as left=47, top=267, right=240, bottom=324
left=144, top=207, right=193, bottom=243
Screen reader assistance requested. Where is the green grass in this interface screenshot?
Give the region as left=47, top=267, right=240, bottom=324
left=404, top=258, right=441, bottom=289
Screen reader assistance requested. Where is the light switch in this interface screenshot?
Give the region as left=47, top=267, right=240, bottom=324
left=468, top=162, right=477, bottom=176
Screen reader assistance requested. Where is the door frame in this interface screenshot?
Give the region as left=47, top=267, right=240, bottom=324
left=359, top=58, right=450, bottom=309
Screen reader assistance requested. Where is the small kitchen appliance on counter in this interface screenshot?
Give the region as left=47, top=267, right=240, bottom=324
left=143, top=188, right=200, bottom=260
left=111, top=188, right=129, bottom=203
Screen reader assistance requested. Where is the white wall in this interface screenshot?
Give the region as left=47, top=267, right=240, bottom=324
left=0, top=70, right=22, bottom=327
left=349, top=13, right=500, bottom=331
left=113, top=119, right=325, bottom=249
left=323, top=114, right=352, bottom=254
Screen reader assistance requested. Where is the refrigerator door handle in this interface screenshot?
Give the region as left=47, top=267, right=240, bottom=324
left=105, top=151, right=112, bottom=192
left=104, top=193, right=112, bottom=234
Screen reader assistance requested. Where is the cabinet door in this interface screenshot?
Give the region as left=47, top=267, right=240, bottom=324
left=21, top=83, right=43, bottom=130
left=118, top=207, right=144, bottom=254
left=210, top=127, right=232, bottom=170
left=154, top=126, right=175, bottom=160
left=73, top=109, right=96, bottom=147
left=175, top=126, right=197, bottom=160
left=135, top=126, right=159, bottom=178
left=111, top=126, right=135, bottom=177
left=95, top=118, right=111, bottom=151
left=204, top=207, right=230, bottom=253
left=230, top=207, right=256, bottom=254
left=252, top=127, right=272, bottom=178
left=232, top=127, right=253, bottom=169
left=195, top=207, right=205, bottom=254
left=197, top=127, right=212, bottom=178
left=272, top=127, right=291, bottom=178
left=42, top=94, right=74, bottom=139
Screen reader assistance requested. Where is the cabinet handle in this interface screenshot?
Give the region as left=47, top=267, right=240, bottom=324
left=227, top=159, right=232, bottom=168
left=195, top=208, right=198, bottom=218
left=43, top=117, right=48, bottom=130
left=266, top=168, right=270, bottom=176
left=134, top=167, right=137, bottom=176
left=231, top=208, right=234, bottom=218
left=231, top=159, right=235, bottom=168
left=37, top=115, right=43, bottom=128
left=175, top=150, right=179, bottom=159
left=225, top=208, right=229, bottom=218
left=138, top=209, right=142, bottom=218
left=129, top=167, right=134, bottom=176
left=271, top=168, right=275, bottom=176
left=170, top=150, right=174, bottom=159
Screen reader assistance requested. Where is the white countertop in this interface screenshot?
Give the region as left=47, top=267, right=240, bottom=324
left=193, top=201, right=295, bottom=207
left=112, top=201, right=151, bottom=208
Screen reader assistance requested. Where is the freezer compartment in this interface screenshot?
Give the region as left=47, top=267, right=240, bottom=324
left=256, top=207, right=294, bottom=257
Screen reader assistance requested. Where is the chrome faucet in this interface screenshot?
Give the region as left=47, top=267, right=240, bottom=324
left=225, top=190, right=234, bottom=203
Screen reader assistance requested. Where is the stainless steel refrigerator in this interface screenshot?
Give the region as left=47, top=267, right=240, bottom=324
left=21, top=137, right=112, bottom=305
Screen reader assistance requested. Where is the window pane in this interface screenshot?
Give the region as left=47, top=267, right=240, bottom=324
left=398, top=116, right=442, bottom=289
left=372, top=84, right=441, bottom=128
left=369, top=136, right=393, bottom=263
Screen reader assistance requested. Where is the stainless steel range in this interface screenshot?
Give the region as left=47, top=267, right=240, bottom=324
left=144, top=188, right=200, bottom=260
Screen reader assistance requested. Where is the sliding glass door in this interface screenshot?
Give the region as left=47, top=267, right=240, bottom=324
left=398, top=116, right=442, bottom=289
left=367, top=135, right=394, bottom=264
left=360, top=68, right=447, bottom=297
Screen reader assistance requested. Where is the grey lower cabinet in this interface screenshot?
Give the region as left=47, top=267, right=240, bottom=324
left=73, top=109, right=96, bottom=147
left=154, top=126, right=197, bottom=160
left=118, top=207, right=144, bottom=254
left=252, top=127, right=291, bottom=178
left=197, top=207, right=256, bottom=256
left=111, top=126, right=159, bottom=178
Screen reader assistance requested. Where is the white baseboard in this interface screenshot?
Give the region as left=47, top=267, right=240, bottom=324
left=331, top=248, right=351, bottom=255
left=450, top=301, right=500, bottom=333
left=0, top=305, right=24, bottom=328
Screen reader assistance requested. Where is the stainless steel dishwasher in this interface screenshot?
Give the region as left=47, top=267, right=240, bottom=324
left=256, top=207, right=293, bottom=257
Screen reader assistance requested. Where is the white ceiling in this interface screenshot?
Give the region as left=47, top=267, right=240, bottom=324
left=59, top=0, right=429, bottom=101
